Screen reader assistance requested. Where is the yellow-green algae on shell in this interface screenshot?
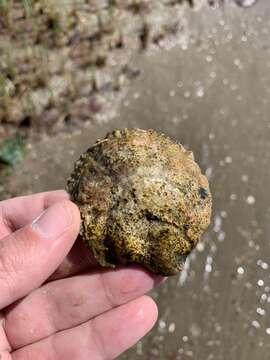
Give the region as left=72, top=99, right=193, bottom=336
left=67, top=129, right=212, bottom=276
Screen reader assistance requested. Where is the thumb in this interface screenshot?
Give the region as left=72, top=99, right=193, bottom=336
left=0, top=200, right=80, bottom=310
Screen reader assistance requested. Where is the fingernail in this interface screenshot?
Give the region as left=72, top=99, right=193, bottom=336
left=32, top=203, right=73, bottom=238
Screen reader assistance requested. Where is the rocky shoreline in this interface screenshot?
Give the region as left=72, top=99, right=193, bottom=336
left=0, top=0, right=258, bottom=142
left=0, top=0, right=199, bottom=141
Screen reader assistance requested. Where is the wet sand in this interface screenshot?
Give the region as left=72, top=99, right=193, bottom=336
left=3, top=1, right=270, bottom=359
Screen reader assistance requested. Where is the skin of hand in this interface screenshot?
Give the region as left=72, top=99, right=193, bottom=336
left=0, top=190, right=162, bottom=360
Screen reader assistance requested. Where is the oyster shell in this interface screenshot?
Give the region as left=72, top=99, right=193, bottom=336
left=67, top=128, right=212, bottom=276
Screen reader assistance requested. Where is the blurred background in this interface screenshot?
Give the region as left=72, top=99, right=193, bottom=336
left=1, top=0, right=270, bottom=359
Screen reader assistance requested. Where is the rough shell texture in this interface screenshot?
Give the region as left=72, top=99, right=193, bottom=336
left=67, top=128, right=212, bottom=276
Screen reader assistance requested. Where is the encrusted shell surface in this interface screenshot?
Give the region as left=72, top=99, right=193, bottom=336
left=67, top=128, right=212, bottom=276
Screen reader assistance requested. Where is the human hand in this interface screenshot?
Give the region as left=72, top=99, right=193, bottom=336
left=0, top=191, right=160, bottom=360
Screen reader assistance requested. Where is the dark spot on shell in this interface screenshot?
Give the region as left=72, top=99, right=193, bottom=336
left=104, top=236, right=119, bottom=265
left=199, top=187, right=208, bottom=200
left=145, top=211, right=160, bottom=222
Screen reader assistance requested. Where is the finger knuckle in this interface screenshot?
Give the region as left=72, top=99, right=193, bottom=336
left=0, top=234, right=26, bottom=303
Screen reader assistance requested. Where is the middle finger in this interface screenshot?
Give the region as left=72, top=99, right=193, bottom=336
left=4, top=267, right=162, bottom=350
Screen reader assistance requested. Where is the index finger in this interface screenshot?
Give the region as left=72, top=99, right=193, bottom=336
left=0, top=190, right=69, bottom=238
